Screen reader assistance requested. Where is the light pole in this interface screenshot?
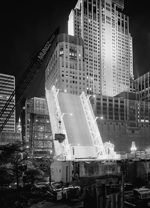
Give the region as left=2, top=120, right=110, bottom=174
left=86, top=94, right=96, bottom=110
left=52, top=86, right=67, bottom=97
left=94, top=116, right=104, bottom=122
left=61, top=113, right=72, bottom=119
left=86, top=94, right=96, bottom=101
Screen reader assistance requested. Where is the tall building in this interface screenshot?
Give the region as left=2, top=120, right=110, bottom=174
left=132, top=71, right=150, bottom=102
left=0, top=73, right=15, bottom=132
left=68, top=0, right=133, bottom=96
left=45, top=33, right=87, bottom=95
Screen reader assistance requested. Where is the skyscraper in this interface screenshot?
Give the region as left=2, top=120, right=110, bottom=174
left=0, top=73, right=15, bottom=132
left=68, top=0, right=133, bottom=96
left=132, top=71, right=150, bottom=102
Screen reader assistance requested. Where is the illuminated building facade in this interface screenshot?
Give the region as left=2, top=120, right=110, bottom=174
left=91, top=92, right=150, bottom=152
left=0, top=73, right=15, bottom=132
left=92, top=92, right=150, bottom=127
left=45, top=33, right=87, bottom=95
left=132, top=71, right=150, bottom=102
left=68, top=0, right=133, bottom=96
left=25, top=97, right=53, bottom=157
left=16, top=117, right=22, bottom=133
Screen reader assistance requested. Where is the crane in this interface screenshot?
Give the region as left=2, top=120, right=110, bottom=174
left=0, top=27, right=59, bottom=132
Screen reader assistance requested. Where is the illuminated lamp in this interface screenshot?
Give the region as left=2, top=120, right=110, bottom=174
left=130, top=141, right=137, bottom=153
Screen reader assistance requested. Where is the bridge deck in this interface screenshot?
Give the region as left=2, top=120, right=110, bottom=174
left=58, top=92, right=96, bottom=158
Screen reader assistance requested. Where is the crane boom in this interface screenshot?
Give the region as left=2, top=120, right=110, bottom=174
left=0, top=27, right=59, bottom=132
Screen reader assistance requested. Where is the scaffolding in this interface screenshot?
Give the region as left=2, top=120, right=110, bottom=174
left=25, top=97, right=53, bottom=158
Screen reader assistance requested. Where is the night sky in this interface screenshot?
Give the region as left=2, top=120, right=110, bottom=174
left=0, top=0, right=150, bottom=117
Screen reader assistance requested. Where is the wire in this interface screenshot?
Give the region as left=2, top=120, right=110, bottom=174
left=0, top=52, right=35, bottom=92
left=33, top=65, right=45, bottom=98
left=0, top=34, right=51, bottom=92
left=0, top=57, right=34, bottom=93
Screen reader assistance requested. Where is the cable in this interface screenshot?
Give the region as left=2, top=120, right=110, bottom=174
left=33, top=65, right=45, bottom=98
left=0, top=34, right=51, bottom=92
left=0, top=57, right=34, bottom=93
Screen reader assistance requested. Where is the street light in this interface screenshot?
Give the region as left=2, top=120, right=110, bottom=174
left=94, top=116, right=104, bottom=122
left=56, top=88, right=67, bottom=96
left=87, top=94, right=96, bottom=101
left=52, top=86, right=67, bottom=96
left=58, top=88, right=67, bottom=93
left=61, top=113, right=72, bottom=119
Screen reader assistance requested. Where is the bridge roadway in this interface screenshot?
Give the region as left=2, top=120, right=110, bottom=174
left=58, top=92, right=97, bottom=159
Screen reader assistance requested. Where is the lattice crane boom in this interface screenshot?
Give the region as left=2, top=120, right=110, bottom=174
left=0, top=27, right=59, bottom=132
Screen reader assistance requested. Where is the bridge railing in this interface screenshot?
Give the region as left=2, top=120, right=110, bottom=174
left=46, top=86, right=72, bottom=160
left=80, top=92, right=107, bottom=159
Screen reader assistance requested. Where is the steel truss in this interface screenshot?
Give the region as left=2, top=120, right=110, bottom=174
left=80, top=92, right=107, bottom=159
left=46, top=86, right=72, bottom=160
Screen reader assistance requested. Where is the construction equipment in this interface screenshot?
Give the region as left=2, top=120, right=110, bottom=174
left=0, top=27, right=59, bottom=132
